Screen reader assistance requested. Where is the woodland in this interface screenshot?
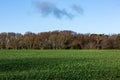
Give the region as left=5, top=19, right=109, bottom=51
left=0, top=30, right=120, bottom=49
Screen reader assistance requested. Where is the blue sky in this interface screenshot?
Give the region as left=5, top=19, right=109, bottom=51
left=0, top=0, right=120, bottom=34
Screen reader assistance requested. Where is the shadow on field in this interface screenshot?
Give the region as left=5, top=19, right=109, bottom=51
left=0, top=57, right=88, bottom=72
left=0, top=57, right=119, bottom=80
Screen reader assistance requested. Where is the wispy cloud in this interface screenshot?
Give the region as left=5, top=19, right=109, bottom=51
left=34, top=1, right=83, bottom=19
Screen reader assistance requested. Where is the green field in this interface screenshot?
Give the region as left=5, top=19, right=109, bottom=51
left=0, top=50, right=120, bottom=80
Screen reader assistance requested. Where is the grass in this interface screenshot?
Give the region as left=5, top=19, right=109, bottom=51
left=0, top=50, right=120, bottom=80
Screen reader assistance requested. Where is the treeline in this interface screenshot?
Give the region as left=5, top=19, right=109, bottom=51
left=0, top=30, right=120, bottom=49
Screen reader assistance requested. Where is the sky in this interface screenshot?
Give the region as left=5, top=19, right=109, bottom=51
left=0, top=0, right=120, bottom=34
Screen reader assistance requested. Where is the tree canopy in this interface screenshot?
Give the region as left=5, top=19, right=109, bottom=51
left=0, top=30, right=120, bottom=49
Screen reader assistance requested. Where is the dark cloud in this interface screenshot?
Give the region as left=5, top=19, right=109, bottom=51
left=72, top=5, right=84, bottom=15
left=35, top=2, right=54, bottom=16
left=34, top=1, right=83, bottom=19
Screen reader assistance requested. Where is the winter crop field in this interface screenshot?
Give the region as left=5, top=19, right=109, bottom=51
left=0, top=50, right=120, bottom=80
